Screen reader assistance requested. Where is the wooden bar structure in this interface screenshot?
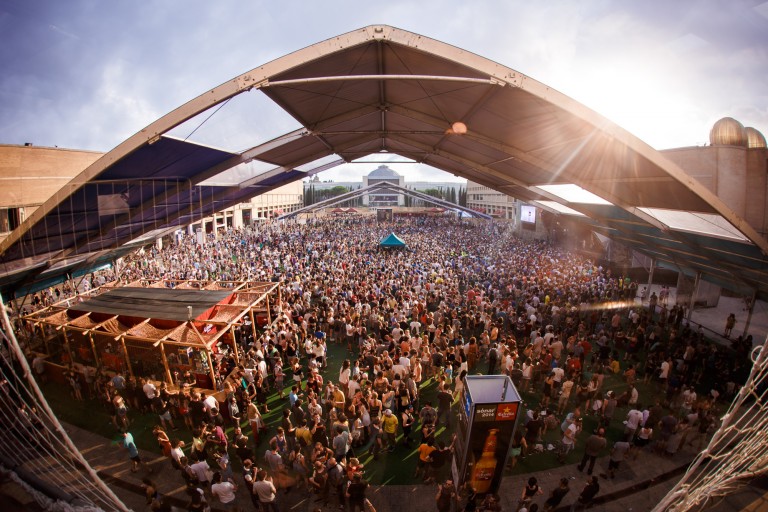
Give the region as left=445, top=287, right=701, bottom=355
left=21, top=279, right=280, bottom=392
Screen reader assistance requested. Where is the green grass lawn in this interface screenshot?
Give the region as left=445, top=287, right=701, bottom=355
left=41, top=339, right=705, bottom=485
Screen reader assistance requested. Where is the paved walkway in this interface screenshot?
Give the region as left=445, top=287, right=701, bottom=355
left=61, top=420, right=702, bottom=512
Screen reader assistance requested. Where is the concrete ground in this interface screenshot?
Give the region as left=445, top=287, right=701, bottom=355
left=48, top=418, right=763, bottom=512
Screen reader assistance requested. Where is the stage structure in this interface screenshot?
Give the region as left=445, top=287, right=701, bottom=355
left=21, top=279, right=280, bottom=390
left=454, top=375, right=521, bottom=496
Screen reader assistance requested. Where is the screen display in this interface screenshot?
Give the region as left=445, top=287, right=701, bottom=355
left=521, top=205, right=536, bottom=224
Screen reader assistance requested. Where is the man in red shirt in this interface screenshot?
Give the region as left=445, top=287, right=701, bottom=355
left=578, top=338, right=592, bottom=364
left=566, top=355, right=582, bottom=375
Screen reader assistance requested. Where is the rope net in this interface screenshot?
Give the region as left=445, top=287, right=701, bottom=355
left=0, top=296, right=129, bottom=512
left=653, top=336, right=768, bottom=511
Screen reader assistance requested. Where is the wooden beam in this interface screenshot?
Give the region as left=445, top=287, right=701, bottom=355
left=160, top=342, right=173, bottom=385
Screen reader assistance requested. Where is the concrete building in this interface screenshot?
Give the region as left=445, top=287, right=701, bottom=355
left=466, top=182, right=519, bottom=220
left=192, top=180, right=303, bottom=233
left=0, top=145, right=101, bottom=242
left=362, top=165, right=405, bottom=206
left=661, top=117, right=768, bottom=238
left=467, top=117, right=768, bottom=242
left=304, top=168, right=465, bottom=207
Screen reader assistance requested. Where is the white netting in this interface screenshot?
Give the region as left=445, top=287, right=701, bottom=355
left=653, top=336, right=768, bottom=511
left=0, top=295, right=130, bottom=512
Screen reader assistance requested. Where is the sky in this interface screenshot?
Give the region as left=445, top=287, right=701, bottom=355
left=1, top=0, right=767, bottom=183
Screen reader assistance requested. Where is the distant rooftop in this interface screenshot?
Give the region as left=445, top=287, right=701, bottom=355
left=368, top=165, right=400, bottom=178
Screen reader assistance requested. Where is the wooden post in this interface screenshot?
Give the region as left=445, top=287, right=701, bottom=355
left=206, top=348, right=217, bottom=391
left=230, top=330, right=240, bottom=366
left=88, top=332, right=100, bottom=368
left=120, top=336, right=134, bottom=380
left=159, top=342, right=173, bottom=385
left=62, top=328, right=75, bottom=365
left=249, top=308, right=258, bottom=341
left=38, top=323, right=50, bottom=356
left=266, top=293, right=272, bottom=326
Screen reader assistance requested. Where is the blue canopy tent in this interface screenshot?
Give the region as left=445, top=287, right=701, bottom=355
left=380, top=233, right=406, bottom=248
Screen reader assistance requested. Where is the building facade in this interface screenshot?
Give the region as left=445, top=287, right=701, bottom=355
left=0, top=145, right=101, bottom=242
left=466, top=117, right=768, bottom=243
left=192, top=180, right=304, bottom=233
left=362, top=165, right=405, bottom=206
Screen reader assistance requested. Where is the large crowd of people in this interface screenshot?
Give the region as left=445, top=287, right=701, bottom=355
left=15, top=215, right=755, bottom=511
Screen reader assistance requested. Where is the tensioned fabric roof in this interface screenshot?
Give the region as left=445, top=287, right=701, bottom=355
left=1, top=25, right=767, bottom=299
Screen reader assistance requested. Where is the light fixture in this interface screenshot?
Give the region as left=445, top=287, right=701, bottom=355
left=445, top=121, right=468, bottom=135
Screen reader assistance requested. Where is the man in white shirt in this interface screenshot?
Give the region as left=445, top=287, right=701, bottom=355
left=142, top=380, right=157, bottom=401
left=190, top=458, right=211, bottom=487
left=203, top=393, right=219, bottom=414
left=551, top=365, right=565, bottom=388
left=211, top=472, right=237, bottom=510
left=409, top=318, right=422, bottom=335
left=253, top=469, right=278, bottom=511
left=625, top=408, right=644, bottom=439
left=346, top=375, right=361, bottom=400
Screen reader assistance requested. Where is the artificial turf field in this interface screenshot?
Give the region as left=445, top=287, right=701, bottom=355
left=42, top=339, right=693, bottom=485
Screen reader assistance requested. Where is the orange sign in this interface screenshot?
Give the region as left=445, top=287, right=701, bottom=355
left=495, top=402, right=518, bottom=421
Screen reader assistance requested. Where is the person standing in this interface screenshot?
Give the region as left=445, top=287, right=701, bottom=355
left=624, top=407, right=644, bottom=441
left=600, top=391, right=617, bottom=428
left=724, top=313, right=736, bottom=338
left=332, top=426, right=351, bottom=461
left=576, top=428, right=606, bottom=476
left=558, top=417, right=580, bottom=463
left=543, top=478, right=570, bottom=511
left=121, top=431, right=150, bottom=473
left=401, top=405, right=416, bottom=447
left=253, top=469, right=279, bottom=512
left=604, top=439, right=631, bottom=479
left=381, top=409, right=399, bottom=452
left=519, top=476, right=544, bottom=509
left=487, top=343, right=499, bottom=375
left=435, top=479, right=458, bottom=512
left=436, top=387, right=453, bottom=428
left=210, top=471, right=238, bottom=511
left=345, top=472, right=370, bottom=512
left=570, top=476, right=599, bottom=511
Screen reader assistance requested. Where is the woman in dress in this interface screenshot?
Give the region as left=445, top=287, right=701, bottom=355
left=453, top=370, right=467, bottom=400
left=273, top=358, right=285, bottom=398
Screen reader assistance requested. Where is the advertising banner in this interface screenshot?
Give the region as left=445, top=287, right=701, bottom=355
left=465, top=401, right=518, bottom=494
left=454, top=376, right=521, bottom=496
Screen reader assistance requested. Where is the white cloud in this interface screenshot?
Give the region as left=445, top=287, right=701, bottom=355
left=0, top=0, right=765, bottom=156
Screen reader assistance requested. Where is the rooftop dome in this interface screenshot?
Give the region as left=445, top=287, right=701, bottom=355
left=368, top=165, right=400, bottom=178
left=710, top=117, right=747, bottom=146
left=745, top=127, right=767, bottom=149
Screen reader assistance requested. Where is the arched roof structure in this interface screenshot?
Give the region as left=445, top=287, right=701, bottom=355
left=1, top=25, right=767, bottom=299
